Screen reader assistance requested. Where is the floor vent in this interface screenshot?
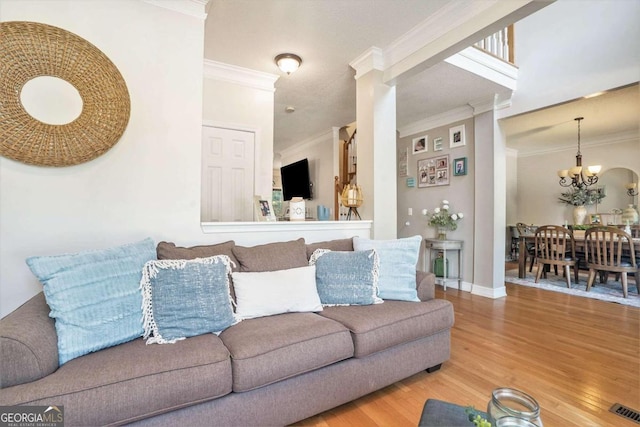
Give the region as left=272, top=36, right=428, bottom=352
left=610, top=403, right=640, bottom=424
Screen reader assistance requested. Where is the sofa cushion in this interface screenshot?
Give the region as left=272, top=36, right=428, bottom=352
left=232, top=238, right=308, bottom=272
left=318, top=299, right=454, bottom=358
left=353, top=235, right=421, bottom=302
left=0, top=293, right=58, bottom=388
left=219, top=313, right=353, bottom=392
left=25, top=238, right=156, bottom=365
left=140, top=256, right=238, bottom=344
left=305, top=238, right=353, bottom=259
left=0, top=335, right=232, bottom=426
left=231, top=266, right=322, bottom=320
left=156, top=240, right=239, bottom=271
left=309, top=249, right=382, bottom=306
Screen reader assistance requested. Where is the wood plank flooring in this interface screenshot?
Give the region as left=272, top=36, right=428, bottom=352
left=294, top=272, right=640, bottom=426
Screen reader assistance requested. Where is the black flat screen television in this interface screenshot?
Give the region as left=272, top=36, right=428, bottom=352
left=280, top=158, right=312, bottom=201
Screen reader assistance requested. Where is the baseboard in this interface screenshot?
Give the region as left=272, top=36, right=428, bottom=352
left=471, top=284, right=507, bottom=299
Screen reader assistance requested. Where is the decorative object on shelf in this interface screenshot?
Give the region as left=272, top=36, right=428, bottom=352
left=558, top=187, right=605, bottom=225
left=573, top=205, right=587, bottom=225
left=487, top=387, right=542, bottom=426
left=289, top=197, right=306, bottom=221
left=622, top=204, right=639, bottom=225
left=558, top=187, right=605, bottom=207
left=453, top=157, right=467, bottom=176
left=418, top=154, right=449, bottom=188
left=0, top=21, right=130, bottom=167
left=412, top=134, right=428, bottom=154
left=557, top=117, right=601, bottom=190
left=626, top=182, right=639, bottom=196
left=449, top=124, right=466, bottom=148
left=423, top=200, right=463, bottom=239
left=340, top=184, right=363, bottom=220
left=274, top=53, right=302, bottom=74
left=254, top=196, right=276, bottom=222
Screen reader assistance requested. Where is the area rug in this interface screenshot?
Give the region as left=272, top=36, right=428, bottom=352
left=505, top=268, right=640, bottom=308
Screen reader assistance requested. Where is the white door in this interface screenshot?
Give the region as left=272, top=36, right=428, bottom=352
left=201, top=126, right=255, bottom=222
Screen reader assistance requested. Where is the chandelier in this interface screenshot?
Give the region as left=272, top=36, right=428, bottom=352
left=557, top=117, right=601, bottom=189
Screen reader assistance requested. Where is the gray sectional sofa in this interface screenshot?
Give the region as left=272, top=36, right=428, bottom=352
left=0, top=237, right=454, bottom=426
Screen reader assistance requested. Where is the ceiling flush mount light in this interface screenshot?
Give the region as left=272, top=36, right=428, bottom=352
left=275, top=53, right=302, bottom=75
left=557, top=117, right=601, bottom=190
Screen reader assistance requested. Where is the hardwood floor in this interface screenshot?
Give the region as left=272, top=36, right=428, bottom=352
left=294, top=274, right=640, bottom=426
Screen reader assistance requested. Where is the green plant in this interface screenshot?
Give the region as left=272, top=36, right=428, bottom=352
left=558, top=188, right=605, bottom=206
left=465, top=406, right=491, bottom=427
left=424, top=200, right=463, bottom=231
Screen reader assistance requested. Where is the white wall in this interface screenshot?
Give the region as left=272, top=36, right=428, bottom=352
left=0, top=0, right=206, bottom=317
left=500, top=0, right=640, bottom=119
left=202, top=77, right=275, bottom=201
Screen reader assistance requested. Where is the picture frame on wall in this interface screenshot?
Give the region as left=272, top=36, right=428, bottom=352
left=433, top=137, right=443, bottom=151
left=418, top=154, right=449, bottom=188
left=398, top=147, right=408, bottom=177
left=453, top=157, right=467, bottom=176
left=412, top=135, right=428, bottom=154
left=254, top=196, right=276, bottom=221
left=449, top=124, right=466, bottom=148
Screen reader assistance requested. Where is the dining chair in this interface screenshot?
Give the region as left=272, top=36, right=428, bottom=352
left=534, top=225, right=579, bottom=288
left=516, top=222, right=537, bottom=272
left=584, top=226, right=639, bottom=298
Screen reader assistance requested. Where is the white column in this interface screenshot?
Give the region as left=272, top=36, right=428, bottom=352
left=352, top=49, right=398, bottom=239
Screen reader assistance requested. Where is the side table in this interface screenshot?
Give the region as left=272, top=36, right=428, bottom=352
left=424, top=238, right=463, bottom=291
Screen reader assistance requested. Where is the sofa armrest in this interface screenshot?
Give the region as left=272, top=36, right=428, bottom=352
left=416, top=270, right=436, bottom=301
left=0, top=292, right=58, bottom=388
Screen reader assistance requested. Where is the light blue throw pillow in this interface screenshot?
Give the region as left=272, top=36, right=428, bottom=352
left=353, top=235, right=421, bottom=302
left=309, top=249, right=382, bottom=306
left=140, top=255, right=239, bottom=344
left=26, top=238, right=156, bottom=365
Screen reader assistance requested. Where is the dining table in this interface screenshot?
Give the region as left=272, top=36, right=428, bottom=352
left=517, top=229, right=640, bottom=279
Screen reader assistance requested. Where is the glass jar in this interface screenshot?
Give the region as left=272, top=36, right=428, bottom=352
left=496, top=417, right=540, bottom=427
left=487, top=388, right=542, bottom=427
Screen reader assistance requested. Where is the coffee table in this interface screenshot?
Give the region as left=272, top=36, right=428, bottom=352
left=419, top=399, right=487, bottom=426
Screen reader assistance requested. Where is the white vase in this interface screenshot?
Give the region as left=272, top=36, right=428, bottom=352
left=573, top=205, right=587, bottom=225
left=621, top=204, right=639, bottom=225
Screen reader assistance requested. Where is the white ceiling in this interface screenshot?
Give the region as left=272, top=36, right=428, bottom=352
left=501, top=83, right=640, bottom=155
left=204, top=1, right=639, bottom=154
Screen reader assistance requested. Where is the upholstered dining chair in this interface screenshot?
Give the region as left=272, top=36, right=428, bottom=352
left=584, top=226, right=639, bottom=298
left=534, top=225, right=579, bottom=288
left=516, top=222, right=537, bottom=272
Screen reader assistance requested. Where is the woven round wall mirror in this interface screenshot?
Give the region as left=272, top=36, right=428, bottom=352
left=0, top=21, right=131, bottom=167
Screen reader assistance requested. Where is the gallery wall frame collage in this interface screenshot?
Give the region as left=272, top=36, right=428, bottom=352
left=405, top=124, right=467, bottom=188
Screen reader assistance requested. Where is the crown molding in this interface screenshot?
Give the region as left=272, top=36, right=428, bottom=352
left=203, top=59, right=279, bottom=92
left=383, top=1, right=493, bottom=69
left=468, top=95, right=497, bottom=115
left=516, top=130, right=639, bottom=158
left=142, top=0, right=209, bottom=20
left=399, top=105, right=474, bottom=138
left=349, top=47, right=384, bottom=80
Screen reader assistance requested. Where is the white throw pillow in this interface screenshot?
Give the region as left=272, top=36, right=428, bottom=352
left=232, top=265, right=322, bottom=319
